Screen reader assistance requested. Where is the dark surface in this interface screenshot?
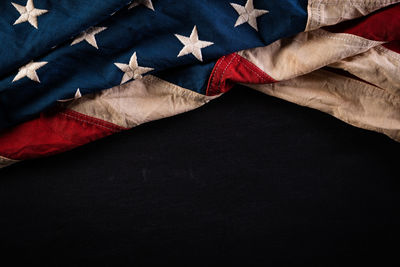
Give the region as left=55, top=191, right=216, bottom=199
left=0, top=86, right=399, bottom=266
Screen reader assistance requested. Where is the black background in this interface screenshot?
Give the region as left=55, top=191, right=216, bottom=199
left=0, top=86, right=399, bottom=266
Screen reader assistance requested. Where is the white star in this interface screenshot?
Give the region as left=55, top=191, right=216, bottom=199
left=12, top=60, right=48, bottom=83
left=12, top=0, right=48, bottom=29
left=231, top=0, right=269, bottom=31
left=175, top=26, right=214, bottom=62
left=58, top=89, right=82, bottom=102
left=128, top=0, right=154, bottom=11
left=71, top=27, right=107, bottom=49
left=114, top=52, right=154, bottom=84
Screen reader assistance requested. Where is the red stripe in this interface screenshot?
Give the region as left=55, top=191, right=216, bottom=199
left=383, top=40, right=400, bottom=54
left=326, top=4, right=400, bottom=43
left=206, top=53, right=276, bottom=96
left=0, top=109, right=125, bottom=160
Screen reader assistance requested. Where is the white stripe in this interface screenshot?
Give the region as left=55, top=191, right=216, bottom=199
left=0, top=155, right=19, bottom=169
left=238, top=29, right=384, bottom=81
left=64, top=75, right=218, bottom=129
left=246, top=69, right=400, bottom=142
left=330, top=45, right=400, bottom=96
left=306, top=0, right=400, bottom=31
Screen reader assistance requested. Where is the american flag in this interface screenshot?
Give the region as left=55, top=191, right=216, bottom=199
left=0, top=0, right=399, bottom=168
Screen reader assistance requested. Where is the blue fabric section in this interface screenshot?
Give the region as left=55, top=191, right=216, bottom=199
left=157, top=0, right=309, bottom=93
left=0, top=0, right=308, bottom=130
left=0, top=0, right=132, bottom=78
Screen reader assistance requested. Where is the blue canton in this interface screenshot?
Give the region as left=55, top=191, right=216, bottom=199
left=0, top=0, right=308, bottom=130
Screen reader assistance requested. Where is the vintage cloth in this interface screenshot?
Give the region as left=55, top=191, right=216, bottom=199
left=0, top=0, right=399, bottom=168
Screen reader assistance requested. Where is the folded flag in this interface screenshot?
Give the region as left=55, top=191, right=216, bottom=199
left=0, top=0, right=399, bottom=168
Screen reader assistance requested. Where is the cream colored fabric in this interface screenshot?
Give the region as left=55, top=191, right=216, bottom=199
left=0, top=155, right=19, bottom=168
left=330, top=45, right=400, bottom=96
left=238, top=29, right=384, bottom=81
left=66, top=75, right=218, bottom=129
left=239, top=22, right=400, bottom=142
left=306, top=0, right=400, bottom=31
left=247, top=69, right=400, bottom=142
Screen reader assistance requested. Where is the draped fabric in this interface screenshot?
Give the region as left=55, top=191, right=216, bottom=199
left=0, top=0, right=399, bottom=168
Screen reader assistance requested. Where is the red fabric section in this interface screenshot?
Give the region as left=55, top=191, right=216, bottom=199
left=326, top=4, right=400, bottom=42
left=383, top=40, right=400, bottom=54
left=206, top=53, right=276, bottom=96
left=0, top=109, right=125, bottom=160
